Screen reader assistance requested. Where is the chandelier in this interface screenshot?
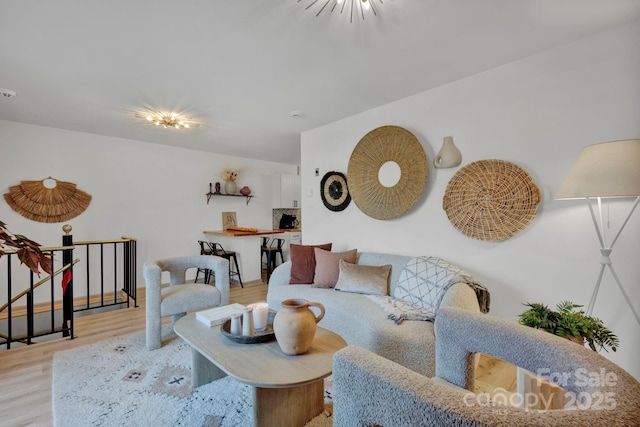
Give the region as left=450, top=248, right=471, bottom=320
left=300, top=0, right=382, bottom=22
left=135, top=111, right=200, bottom=129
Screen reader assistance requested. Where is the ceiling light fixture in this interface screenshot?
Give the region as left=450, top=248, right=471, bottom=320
left=0, top=88, right=17, bottom=98
left=135, top=111, right=200, bottom=129
left=299, top=0, right=381, bottom=22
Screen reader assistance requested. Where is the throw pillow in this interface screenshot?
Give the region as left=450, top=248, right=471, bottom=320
left=311, top=248, right=357, bottom=288
left=394, top=256, right=466, bottom=313
left=289, top=243, right=332, bottom=284
left=334, top=259, right=391, bottom=295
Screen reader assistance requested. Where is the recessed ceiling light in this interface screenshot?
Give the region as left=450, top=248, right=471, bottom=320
left=134, top=110, right=200, bottom=129
left=0, top=88, right=17, bottom=98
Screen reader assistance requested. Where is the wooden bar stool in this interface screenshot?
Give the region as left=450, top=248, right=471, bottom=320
left=195, top=240, right=214, bottom=283
left=210, top=242, right=243, bottom=288
left=261, top=237, right=285, bottom=283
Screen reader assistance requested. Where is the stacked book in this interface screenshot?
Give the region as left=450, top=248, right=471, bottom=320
left=196, top=303, right=246, bottom=327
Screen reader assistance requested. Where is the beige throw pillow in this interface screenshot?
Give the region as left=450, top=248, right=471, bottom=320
left=334, top=259, right=392, bottom=295
left=312, top=248, right=357, bottom=288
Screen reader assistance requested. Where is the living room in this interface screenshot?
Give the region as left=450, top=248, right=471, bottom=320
left=1, top=1, right=639, bottom=425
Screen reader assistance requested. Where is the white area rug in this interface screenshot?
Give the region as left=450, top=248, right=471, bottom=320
left=52, top=326, right=332, bottom=427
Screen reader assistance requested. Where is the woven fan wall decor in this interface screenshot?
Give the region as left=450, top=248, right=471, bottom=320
left=4, top=177, right=92, bottom=223
left=347, top=125, right=428, bottom=220
left=442, top=160, right=540, bottom=241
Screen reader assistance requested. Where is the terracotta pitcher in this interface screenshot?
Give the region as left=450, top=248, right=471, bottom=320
left=273, top=298, right=325, bottom=355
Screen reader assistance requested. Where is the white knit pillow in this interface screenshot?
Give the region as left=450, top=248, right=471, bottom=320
left=393, top=256, right=454, bottom=312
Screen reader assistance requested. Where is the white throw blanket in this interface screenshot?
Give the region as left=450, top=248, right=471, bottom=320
left=367, top=294, right=437, bottom=324
left=369, top=256, right=488, bottom=324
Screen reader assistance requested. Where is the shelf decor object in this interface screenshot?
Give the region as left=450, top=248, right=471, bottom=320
left=555, top=138, right=640, bottom=327
left=225, top=180, right=237, bottom=195
left=207, top=181, right=253, bottom=205
left=434, top=136, right=462, bottom=169
left=4, top=177, right=92, bottom=223
left=442, top=160, right=540, bottom=241
left=348, top=125, right=428, bottom=220
left=222, top=212, right=237, bottom=231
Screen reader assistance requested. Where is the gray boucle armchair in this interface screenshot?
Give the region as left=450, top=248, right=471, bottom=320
left=144, top=255, right=230, bottom=351
left=333, top=307, right=640, bottom=426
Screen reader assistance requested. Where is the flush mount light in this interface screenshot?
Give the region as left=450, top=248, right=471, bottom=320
left=134, top=111, right=200, bottom=129
left=0, top=88, right=17, bottom=98
left=299, top=0, right=382, bottom=22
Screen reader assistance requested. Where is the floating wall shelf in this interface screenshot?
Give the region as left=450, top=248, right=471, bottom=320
left=207, top=194, right=254, bottom=205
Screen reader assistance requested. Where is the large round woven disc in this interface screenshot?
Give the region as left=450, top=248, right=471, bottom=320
left=348, top=126, right=428, bottom=220
left=442, top=160, right=540, bottom=241
left=4, top=178, right=92, bottom=223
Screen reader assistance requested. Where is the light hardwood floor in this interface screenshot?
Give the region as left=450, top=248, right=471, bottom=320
left=0, top=281, right=268, bottom=427
left=0, top=281, right=513, bottom=427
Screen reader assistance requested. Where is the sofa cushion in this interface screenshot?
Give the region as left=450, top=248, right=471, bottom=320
left=394, top=256, right=461, bottom=312
left=334, top=259, right=391, bottom=295
left=312, top=248, right=357, bottom=288
left=289, top=243, right=332, bottom=284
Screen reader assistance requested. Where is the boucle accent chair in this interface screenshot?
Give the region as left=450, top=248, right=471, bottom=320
left=333, top=307, right=640, bottom=427
left=143, top=255, right=230, bottom=351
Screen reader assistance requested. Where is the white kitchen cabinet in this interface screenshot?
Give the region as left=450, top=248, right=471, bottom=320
left=283, top=231, right=302, bottom=261
left=272, top=173, right=301, bottom=208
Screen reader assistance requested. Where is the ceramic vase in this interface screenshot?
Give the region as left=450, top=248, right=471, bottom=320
left=273, top=298, right=325, bottom=355
left=240, top=186, right=251, bottom=196
left=225, top=180, right=237, bottom=195
left=434, top=136, right=462, bottom=168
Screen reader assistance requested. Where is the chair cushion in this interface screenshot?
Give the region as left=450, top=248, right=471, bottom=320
left=160, top=284, right=222, bottom=316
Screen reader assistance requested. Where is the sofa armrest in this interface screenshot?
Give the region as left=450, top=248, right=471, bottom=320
left=333, top=346, right=489, bottom=427
left=332, top=345, right=608, bottom=427
left=267, top=260, right=292, bottom=287
left=440, top=282, right=481, bottom=312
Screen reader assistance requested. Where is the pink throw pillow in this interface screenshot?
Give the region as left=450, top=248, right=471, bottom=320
left=312, top=248, right=357, bottom=288
left=289, top=243, right=333, bottom=284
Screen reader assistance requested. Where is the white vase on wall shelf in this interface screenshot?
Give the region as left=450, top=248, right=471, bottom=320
left=434, top=136, right=462, bottom=169
left=225, top=180, right=237, bottom=195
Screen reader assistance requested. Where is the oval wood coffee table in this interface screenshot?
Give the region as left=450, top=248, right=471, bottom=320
left=174, top=312, right=347, bottom=427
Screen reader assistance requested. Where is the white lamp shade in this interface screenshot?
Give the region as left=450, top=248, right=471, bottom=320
left=555, top=139, right=640, bottom=200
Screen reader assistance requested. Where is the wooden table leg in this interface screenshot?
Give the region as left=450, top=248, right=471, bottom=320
left=191, top=348, right=226, bottom=388
left=253, top=380, right=324, bottom=427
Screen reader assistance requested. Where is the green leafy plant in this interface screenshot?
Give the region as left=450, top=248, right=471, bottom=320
left=0, top=220, right=53, bottom=276
left=519, top=301, right=619, bottom=353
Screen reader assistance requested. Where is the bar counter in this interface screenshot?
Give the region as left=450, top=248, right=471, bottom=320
left=202, top=229, right=300, bottom=283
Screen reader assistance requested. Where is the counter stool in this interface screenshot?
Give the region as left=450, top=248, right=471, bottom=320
left=261, top=237, right=285, bottom=283
left=210, top=243, right=243, bottom=288
left=195, top=240, right=214, bottom=284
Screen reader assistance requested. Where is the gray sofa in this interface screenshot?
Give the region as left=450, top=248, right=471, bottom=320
left=266, top=252, right=483, bottom=377
left=333, top=307, right=640, bottom=426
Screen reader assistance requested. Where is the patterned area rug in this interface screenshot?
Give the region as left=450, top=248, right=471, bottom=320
left=52, top=326, right=333, bottom=427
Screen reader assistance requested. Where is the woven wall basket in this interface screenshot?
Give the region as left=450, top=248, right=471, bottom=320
left=4, top=177, right=92, bottom=223
left=442, top=160, right=540, bottom=241
left=347, top=125, right=428, bottom=220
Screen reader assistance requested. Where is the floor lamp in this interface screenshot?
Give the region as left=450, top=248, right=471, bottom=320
left=555, top=139, right=640, bottom=327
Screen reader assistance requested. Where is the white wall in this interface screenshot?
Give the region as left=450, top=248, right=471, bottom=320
left=0, top=120, right=297, bottom=289
left=301, top=21, right=640, bottom=379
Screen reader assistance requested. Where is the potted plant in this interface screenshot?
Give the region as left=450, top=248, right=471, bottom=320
left=518, top=301, right=619, bottom=353
left=0, top=220, right=52, bottom=275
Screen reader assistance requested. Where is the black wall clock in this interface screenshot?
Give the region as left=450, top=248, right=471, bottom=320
left=320, top=171, right=351, bottom=211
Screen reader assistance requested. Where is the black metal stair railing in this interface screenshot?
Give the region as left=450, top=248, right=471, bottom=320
left=0, top=230, right=137, bottom=350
